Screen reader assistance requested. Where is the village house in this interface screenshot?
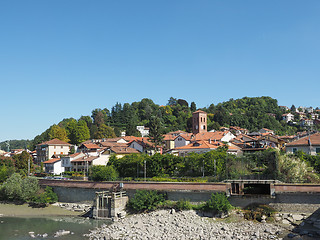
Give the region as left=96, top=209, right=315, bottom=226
left=36, top=139, right=72, bottom=164
left=286, top=133, right=320, bottom=155
left=282, top=113, right=294, bottom=123
left=43, top=158, right=64, bottom=175
left=61, top=152, right=85, bottom=172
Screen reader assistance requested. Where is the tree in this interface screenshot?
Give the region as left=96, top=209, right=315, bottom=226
left=290, top=105, right=296, bottom=113
left=167, top=97, right=177, bottom=106
left=190, top=102, right=197, bottom=112
left=93, top=124, right=116, bottom=139
left=91, top=109, right=108, bottom=126
left=48, top=125, right=69, bottom=142
left=148, top=116, right=164, bottom=150
left=72, top=120, right=90, bottom=145
left=89, top=165, right=118, bottom=181
left=13, top=151, right=32, bottom=174
left=177, top=99, right=188, bottom=107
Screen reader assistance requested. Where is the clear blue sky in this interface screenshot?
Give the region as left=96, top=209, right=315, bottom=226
left=1, top=0, right=320, bottom=142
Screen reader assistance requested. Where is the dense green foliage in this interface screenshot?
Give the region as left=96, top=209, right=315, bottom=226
left=0, top=173, right=39, bottom=201
left=32, top=186, right=58, bottom=204
left=203, top=96, right=297, bottom=135
left=0, top=152, right=33, bottom=183
left=203, top=193, right=233, bottom=214
left=107, top=148, right=320, bottom=183
left=0, top=173, right=58, bottom=205
left=127, top=190, right=165, bottom=213
left=29, top=96, right=306, bottom=150
left=89, top=165, right=118, bottom=181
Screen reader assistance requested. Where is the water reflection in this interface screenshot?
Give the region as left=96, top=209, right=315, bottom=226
left=0, top=216, right=110, bottom=240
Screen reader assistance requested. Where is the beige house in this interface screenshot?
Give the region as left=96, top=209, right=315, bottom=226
left=167, top=140, right=242, bottom=157
left=36, top=139, right=71, bottom=164
left=286, top=133, right=320, bottom=155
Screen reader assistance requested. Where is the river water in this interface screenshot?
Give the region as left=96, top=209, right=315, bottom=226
left=0, top=216, right=109, bottom=240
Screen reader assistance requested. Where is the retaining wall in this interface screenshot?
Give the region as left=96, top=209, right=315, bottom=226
left=39, top=180, right=320, bottom=208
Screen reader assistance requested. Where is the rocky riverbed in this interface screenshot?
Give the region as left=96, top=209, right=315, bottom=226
left=86, top=209, right=287, bottom=240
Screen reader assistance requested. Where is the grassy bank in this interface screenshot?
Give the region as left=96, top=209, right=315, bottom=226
left=0, top=203, right=80, bottom=217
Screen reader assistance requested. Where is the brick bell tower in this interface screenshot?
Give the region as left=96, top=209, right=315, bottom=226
left=192, top=110, right=207, bottom=134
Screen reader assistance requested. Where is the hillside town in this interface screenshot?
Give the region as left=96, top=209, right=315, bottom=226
left=1, top=106, right=319, bottom=177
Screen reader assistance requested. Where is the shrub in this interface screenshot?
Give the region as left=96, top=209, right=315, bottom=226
left=175, top=199, right=193, bottom=210
left=0, top=173, right=23, bottom=200
left=203, top=193, right=232, bottom=214
left=21, top=177, right=39, bottom=202
left=89, top=165, right=118, bottom=181
left=243, top=204, right=276, bottom=221
left=127, top=190, right=165, bottom=213
left=32, top=187, right=58, bottom=205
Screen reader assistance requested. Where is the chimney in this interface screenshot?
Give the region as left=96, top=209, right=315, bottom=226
left=209, top=139, right=211, bottom=144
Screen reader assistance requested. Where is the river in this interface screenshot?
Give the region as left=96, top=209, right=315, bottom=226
left=0, top=216, right=109, bottom=240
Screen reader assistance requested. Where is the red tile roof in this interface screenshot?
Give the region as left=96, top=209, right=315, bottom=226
left=38, top=139, right=71, bottom=146
left=71, top=156, right=98, bottom=163
left=110, top=146, right=140, bottom=154
left=286, top=133, right=320, bottom=147
left=81, top=143, right=100, bottom=149
left=43, top=158, right=61, bottom=164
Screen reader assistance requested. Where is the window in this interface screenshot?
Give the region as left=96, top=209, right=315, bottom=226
left=316, top=148, right=320, bottom=154
left=293, top=148, right=297, bottom=153
left=54, top=146, right=56, bottom=149
left=61, top=146, right=63, bottom=149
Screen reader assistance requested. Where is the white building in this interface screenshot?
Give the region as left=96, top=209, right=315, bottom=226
left=136, top=126, right=149, bottom=137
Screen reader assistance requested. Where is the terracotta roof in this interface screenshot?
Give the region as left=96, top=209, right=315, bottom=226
left=81, top=143, right=100, bottom=149
left=286, top=133, right=320, bottom=147
left=43, top=158, right=61, bottom=164
left=163, top=134, right=176, bottom=141
left=99, top=141, right=128, bottom=148
left=195, top=131, right=232, bottom=141
left=110, top=146, right=140, bottom=154
left=174, top=140, right=220, bottom=150
left=192, top=110, right=207, bottom=114
left=71, top=156, right=98, bottom=163
left=38, top=139, right=71, bottom=146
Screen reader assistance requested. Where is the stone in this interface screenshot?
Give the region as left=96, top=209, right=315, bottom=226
left=292, top=214, right=304, bottom=221
left=282, top=219, right=291, bottom=225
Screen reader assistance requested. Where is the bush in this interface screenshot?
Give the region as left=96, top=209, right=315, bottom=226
left=21, top=177, right=39, bottom=202
left=32, top=187, right=58, bottom=205
left=203, top=193, right=232, bottom=214
left=0, top=173, right=23, bottom=200
left=0, top=174, right=40, bottom=202
left=127, top=190, right=165, bottom=213
left=243, top=204, right=276, bottom=222
left=89, top=165, right=118, bottom=181
left=175, top=199, right=193, bottom=210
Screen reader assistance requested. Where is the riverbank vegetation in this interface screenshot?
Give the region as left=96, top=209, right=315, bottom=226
left=0, top=173, right=58, bottom=206
left=95, top=148, right=320, bottom=183
left=127, top=190, right=233, bottom=216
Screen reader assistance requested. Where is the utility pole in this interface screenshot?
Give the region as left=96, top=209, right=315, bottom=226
left=144, top=160, right=146, bottom=182
left=28, top=155, right=30, bottom=177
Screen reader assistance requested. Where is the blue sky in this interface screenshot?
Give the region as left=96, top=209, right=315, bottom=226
left=1, top=0, right=320, bottom=142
